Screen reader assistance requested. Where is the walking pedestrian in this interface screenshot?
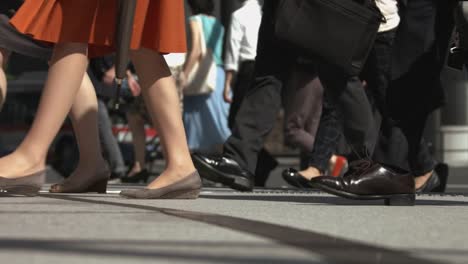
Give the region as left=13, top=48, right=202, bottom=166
left=0, top=0, right=112, bottom=193
left=193, top=0, right=416, bottom=205
left=180, top=0, right=231, bottom=153
left=0, top=0, right=201, bottom=199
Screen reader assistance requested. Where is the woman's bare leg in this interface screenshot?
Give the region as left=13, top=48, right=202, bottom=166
left=126, top=111, right=146, bottom=175
left=0, top=43, right=88, bottom=178
left=66, top=71, right=108, bottom=181
left=131, top=48, right=195, bottom=189
left=0, top=48, right=10, bottom=110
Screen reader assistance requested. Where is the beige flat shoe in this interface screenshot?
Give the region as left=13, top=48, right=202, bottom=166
left=120, top=171, right=202, bottom=199
left=0, top=171, right=46, bottom=196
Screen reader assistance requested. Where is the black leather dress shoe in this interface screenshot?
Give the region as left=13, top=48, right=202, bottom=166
left=192, top=153, right=253, bottom=191
left=282, top=168, right=311, bottom=188
left=309, top=161, right=415, bottom=206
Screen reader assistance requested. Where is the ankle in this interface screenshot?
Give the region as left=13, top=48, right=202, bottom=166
left=166, top=156, right=195, bottom=170
left=13, top=148, right=46, bottom=169
left=300, top=167, right=322, bottom=180
left=415, top=170, right=433, bottom=189
left=166, top=163, right=196, bottom=175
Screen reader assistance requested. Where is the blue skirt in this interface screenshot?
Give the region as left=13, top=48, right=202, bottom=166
left=183, top=66, right=231, bottom=150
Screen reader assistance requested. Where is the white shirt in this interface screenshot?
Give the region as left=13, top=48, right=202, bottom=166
left=376, top=0, right=400, bottom=32
left=224, top=0, right=262, bottom=72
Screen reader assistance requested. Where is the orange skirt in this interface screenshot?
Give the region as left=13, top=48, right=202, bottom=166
left=10, top=0, right=187, bottom=57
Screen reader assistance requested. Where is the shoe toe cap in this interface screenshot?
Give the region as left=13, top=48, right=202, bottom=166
left=282, top=168, right=297, bottom=177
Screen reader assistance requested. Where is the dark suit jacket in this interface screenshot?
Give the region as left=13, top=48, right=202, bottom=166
left=388, top=0, right=457, bottom=119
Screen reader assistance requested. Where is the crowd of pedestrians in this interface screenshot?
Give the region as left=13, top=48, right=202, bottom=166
left=0, top=0, right=463, bottom=205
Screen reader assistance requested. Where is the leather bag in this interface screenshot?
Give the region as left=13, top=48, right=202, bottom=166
left=275, top=0, right=382, bottom=76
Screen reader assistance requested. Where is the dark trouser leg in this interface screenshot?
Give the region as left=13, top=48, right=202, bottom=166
left=370, top=29, right=436, bottom=174
left=283, top=63, right=323, bottom=153
left=400, top=115, right=433, bottom=175
left=307, top=93, right=341, bottom=173
left=254, top=148, right=278, bottom=186
left=97, top=99, right=126, bottom=175
left=223, top=1, right=294, bottom=173
left=227, top=61, right=276, bottom=186
left=411, top=139, right=436, bottom=176
left=224, top=76, right=284, bottom=173
left=373, top=123, right=436, bottom=175
left=318, top=68, right=376, bottom=160
left=228, top=61, right=255, bottom=130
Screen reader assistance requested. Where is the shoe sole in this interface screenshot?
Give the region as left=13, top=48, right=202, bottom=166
left=120, top=188, right=200, bottom=199
left=1, top=185, right=41, bottom=197
left=159, top=189, right=200, bottom=199
left=192, top=155, right=252, bottom=192
left=311, top=182, right=415, bottom=206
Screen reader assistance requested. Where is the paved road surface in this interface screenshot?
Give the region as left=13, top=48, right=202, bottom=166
left=1, top=181, right=467, bottom=264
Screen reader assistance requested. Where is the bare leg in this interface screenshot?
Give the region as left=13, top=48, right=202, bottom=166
left=66, top=71, right=108, bottom=182
left=0, top=48, right=10, bottom=110
left=0, top=43, right=88, bottom=178
left=131, top=48, right=195, bottom=189
left=126, top=111, right=146, bottom=175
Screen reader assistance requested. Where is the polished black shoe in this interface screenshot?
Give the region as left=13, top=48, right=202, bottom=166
left=282, top=168, right=311, bottom=188
left=121, top=169, right=150, bottom=183
left=192, top=153, right=253, bottom=191
left=309, top=162, right=416, bottom=206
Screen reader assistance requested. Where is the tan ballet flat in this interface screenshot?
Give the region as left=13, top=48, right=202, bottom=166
left=120, top=171, right=202, bottom=199
left=0, top=171, right=46, bottom=196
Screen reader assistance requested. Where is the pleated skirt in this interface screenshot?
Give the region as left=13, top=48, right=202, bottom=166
left=10, top=0, right=187, bottom=57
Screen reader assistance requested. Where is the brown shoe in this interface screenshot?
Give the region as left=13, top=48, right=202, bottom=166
left=49, top=168, right=110, bottom=194
left=120, top=171, right=202, bottom=199
left=0, top=171, right=46, bottom=196
left=310, top=161, right=415, bottom=206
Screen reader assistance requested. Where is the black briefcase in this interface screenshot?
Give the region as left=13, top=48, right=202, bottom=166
left=275, top=0, right=382, bottom=76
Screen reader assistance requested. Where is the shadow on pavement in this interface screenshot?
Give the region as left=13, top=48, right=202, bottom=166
left=37, top=195, right=444, bottom=264
left=0, top=238, right=318, bottom=264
